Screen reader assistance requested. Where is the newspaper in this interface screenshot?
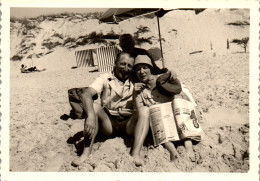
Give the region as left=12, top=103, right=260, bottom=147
left=149, top=102, right=180, bottom=146
left=149, top=98, right=204, bottom=146
left=173, top=98, right=204, bottom=142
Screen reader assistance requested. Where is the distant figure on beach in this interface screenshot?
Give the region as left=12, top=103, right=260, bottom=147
left=133, top=54, right=203, bottom=162
left=20, top=64, right=29, bottom=73
left=72, top=52, right=150, bottom=167
left=20, top=64, right=34, bottom=73
left=20, top=64, right=46, bottom=73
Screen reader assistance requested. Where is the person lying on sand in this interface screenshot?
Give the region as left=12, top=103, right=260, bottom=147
left=133, top=54, right=201, bottom=162
left=72, top=52, right=150, bottom=167
left=20, top=64, right=46, bottom=73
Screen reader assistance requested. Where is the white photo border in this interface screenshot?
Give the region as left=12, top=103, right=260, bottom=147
left=1, top=0, right=259, bottom=181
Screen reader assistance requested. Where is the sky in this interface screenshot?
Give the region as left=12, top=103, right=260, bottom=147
left=10, top=8, right=108, bottom=18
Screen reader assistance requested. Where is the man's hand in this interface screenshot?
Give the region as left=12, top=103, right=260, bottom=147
left=83, top=114, right=96, bottom=139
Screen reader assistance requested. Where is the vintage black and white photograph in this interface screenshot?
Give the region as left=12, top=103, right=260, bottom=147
left=2, top=0, right=259, bottom=179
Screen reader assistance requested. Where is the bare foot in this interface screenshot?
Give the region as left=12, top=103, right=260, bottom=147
left=132, top=154, right=143, bottom=167
left=71, top=149, right=91, bottom=167
left=71, top=155, right=87, bottom=167
left=163, top=142, right=179, bottom=161
left=186, top=149, right=195, bottom=162
left=194, top=151, right=202, bottom=164
left=71, top=158, right=82, bottom=167
left=170, top=150, right=180, bottom=161
left=184, top=139, right=195, bottom=162
left=169, top=147, right=180, bottom=161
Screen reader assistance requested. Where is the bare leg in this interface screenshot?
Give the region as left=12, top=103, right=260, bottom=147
left=93, top=103, right=114, bottom=136
left=72, top=121, right=98, bottom=167
left=163, top=142, right=179, bottom=161
left=72, top=103, right=113, bottom=167
left=184, top=139, right=195, bottom=162
left=126, top=106, right=150, bottom=166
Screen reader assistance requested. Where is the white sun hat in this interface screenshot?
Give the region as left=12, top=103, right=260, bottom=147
left=134, top=55, right=154, bottom=68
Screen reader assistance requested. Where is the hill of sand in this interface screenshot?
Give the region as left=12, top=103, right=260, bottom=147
left=10, top=8, right=249, bottom=172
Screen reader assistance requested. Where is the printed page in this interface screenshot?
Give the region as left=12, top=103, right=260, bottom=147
left=150, top=104, right=167, bottom=146
left=150, top=102, right=180, bottom=146
left=173, top=98, right=204, bottom=141
left=160, top=102, right=180, bottom=142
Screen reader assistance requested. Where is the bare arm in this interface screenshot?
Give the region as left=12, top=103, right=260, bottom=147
left=80, top=87, right=98, bottom=138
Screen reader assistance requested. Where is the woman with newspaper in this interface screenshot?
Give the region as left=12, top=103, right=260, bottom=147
left=133, top=54, right=204, bottom=162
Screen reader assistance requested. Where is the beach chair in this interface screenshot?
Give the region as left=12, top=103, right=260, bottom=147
left=96, top=46, right=121, bottom=72
left=75, top=49, right=94, bottom=68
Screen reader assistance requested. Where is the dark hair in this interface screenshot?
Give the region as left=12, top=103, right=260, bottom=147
left=115, top=52, right=134, bottom=64
left=119, top=34, right=135, bottom=53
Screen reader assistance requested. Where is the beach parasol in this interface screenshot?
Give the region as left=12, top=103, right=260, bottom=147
left=99, top=8, right=206, bottom=68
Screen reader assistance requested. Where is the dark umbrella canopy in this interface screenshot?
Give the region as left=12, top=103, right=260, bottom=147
left=99, top=8, right=166, bottom=23
left=99, top=8, right=205, bottom=24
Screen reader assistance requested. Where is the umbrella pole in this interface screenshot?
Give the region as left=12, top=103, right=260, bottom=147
left=156, top=15, right=165, bottom=68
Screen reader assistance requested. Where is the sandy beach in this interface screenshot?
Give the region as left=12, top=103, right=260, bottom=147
left=9, top=8, right=250, bottom=172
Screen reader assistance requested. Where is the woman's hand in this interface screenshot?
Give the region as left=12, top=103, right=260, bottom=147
left=134, top=82, right=146, bottom=92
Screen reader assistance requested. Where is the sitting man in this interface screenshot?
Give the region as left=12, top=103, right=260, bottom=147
left=72, top=52, right=150, bottom=167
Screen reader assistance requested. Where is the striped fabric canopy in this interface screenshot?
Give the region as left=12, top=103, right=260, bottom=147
left=75, top=49, right=94, bottom=68
left=96, top=46, right=121, bottom=72
left=74, top=46, right=120, bottom=72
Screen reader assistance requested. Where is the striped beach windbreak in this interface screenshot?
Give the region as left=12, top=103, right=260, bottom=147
left=75, top=49, right=94, bottom=68
left=96, top=46, right=121, bottom=72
